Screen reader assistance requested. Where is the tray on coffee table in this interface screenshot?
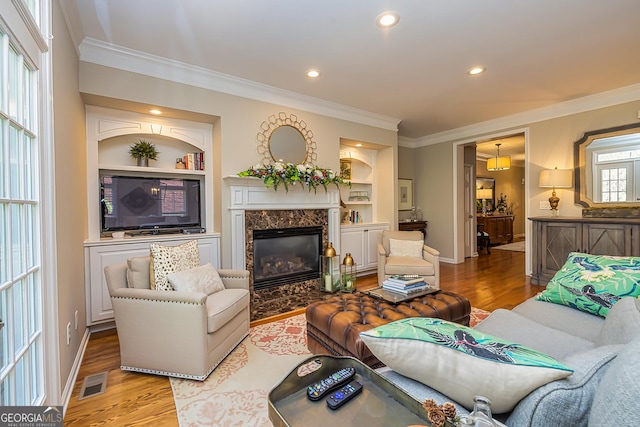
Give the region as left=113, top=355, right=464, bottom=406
left=268, top=355, right=429, bottom=427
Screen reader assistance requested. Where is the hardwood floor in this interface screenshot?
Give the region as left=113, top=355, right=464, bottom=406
left=64, top=249, right=542, bottom=425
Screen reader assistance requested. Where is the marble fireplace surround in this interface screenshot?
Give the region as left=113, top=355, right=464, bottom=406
left=225, top=176, right=341, bottom=319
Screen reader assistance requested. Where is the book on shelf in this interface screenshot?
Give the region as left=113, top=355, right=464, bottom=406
left=183, top=152, right=205, bottom=170
left=385, top=276, right=425, bottom=286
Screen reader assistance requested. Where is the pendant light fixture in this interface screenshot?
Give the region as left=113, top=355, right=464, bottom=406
left=487, top=143, right=511, bottom=171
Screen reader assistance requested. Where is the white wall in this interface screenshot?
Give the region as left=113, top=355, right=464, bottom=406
left=52, top=0, right=87, bottom=400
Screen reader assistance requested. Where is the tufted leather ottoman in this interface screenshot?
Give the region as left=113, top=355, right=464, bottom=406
left=306, top=291, right=471, bottom=368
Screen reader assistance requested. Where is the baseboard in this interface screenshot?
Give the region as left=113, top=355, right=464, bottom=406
left=62, top=328, right=91, bottom=415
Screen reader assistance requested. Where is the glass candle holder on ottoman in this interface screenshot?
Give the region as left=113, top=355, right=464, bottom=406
left=341, top=253, right=357, bottom=293
left=321, top=244, right=340, bottom=293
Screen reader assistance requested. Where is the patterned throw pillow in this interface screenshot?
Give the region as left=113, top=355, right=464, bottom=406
left=167, top=263, right=225, bottom=295
left=149, top=240, right=200, bottom=291
left=389, top=238, right=423, bottom=258
left=535, top=252, right=640, bottom=317
left=360, top=318, right=572, bottom=414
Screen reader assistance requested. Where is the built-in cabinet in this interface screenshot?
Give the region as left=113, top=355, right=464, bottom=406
left=85, top=234, right=220, bottom=325
left=530, top=216, right=640, bottom=285
left=340, top=223, right=389, bottom=273
left=84, top=107, right=219, bottom=327
left=477, top=215, right=514, bottom=245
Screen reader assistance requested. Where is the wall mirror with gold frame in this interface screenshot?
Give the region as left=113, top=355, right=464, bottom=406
left=256, top=112, right=317, bottom=166
left=574, top=123, right=640, bottom=207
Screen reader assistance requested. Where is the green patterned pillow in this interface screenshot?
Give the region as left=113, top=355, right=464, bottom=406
left=360, top=318, right=572, bottom=413
left=536, top=252, right=640, bottom=317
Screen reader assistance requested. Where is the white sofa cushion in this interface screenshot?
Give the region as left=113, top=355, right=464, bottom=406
left=474, top=308, right=595, bottom=361
left=206, top=289, right=250, bottom=333
left=384, top=256, right=436, bottom=277
left=126, top=256, right=151, bottom=289
left=512, top=298, right=604, bottom=343
left=167, top=263, right=225, bottom=295
left=595, top=296, right=640, bottom=346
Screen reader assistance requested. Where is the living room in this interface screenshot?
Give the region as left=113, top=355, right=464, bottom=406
left=2, top=1, right=640, bottom=424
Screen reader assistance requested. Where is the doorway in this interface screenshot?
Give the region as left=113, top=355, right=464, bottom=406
left=454, top=130, right=530, bottom=272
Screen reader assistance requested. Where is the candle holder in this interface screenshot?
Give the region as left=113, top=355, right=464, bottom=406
left=320, top=243, right=340, bottom=293
left=340, top=253, right=357, bottom=293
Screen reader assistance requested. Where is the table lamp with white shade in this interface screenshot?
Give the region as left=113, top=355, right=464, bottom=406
left=539, top=167, right=573, bottom=215
left=477, top=188, right=493, bottom=214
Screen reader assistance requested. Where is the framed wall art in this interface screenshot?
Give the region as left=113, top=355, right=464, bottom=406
left=398, top=178, right=413, bottom=211
left=340, top=159, right=352, bottom=180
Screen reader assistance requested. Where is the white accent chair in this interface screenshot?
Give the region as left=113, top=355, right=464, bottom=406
left=104, top=256, right=250, bottom=380
left=377, top=230, right=440, bottom=288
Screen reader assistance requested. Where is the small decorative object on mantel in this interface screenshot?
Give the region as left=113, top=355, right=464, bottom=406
left=582, top=207, right=640, bottom=218
left=128, top=139, right=158, bottom=167
left=238, top=162, right=350, bottom=193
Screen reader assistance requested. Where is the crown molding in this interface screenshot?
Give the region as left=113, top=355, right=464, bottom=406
left=405, top=83, right=640, bottom=147
left=78, top=38, right=400, bottom=132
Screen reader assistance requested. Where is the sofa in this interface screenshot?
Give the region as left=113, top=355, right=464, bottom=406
left=105, top=256, right=250, bottom=380
left=367, top=252, right=640, bottom=426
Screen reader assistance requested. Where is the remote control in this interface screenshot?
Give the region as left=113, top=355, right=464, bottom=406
left=306, top=367, right=356, bottom=401
left=326, top=380, right=363, bottom=410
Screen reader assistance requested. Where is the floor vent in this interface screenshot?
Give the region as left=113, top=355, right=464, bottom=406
left=78, top=372, right=108, bottom=400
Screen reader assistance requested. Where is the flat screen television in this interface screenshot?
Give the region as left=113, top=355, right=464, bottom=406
left=100, top=174, right=202, bottom=234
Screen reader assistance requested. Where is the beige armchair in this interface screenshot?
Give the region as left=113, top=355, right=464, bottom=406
left=377, top=230, right=440, bottom=288
left=104, top=257, right=250, bottom=381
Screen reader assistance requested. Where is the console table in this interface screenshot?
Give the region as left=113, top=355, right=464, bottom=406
left=398, top=220, right=427, bottom=237
left=530, top=216, right=640, bottom=285
left=477, top=214, right=513, bottom=245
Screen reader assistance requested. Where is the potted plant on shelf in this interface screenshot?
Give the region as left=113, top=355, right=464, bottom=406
left=128, top=139, right=158, bottom=167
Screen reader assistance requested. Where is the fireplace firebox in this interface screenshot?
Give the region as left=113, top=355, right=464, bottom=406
left=252, top=226, right=322, bottom=290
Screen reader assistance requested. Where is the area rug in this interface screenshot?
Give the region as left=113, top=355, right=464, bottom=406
left=492, top=240, right=525, bottom=252
left=171, top=308, right=491, bottom=426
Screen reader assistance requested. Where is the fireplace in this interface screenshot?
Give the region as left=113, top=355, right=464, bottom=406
left=252, top=226, right=322, bottom=290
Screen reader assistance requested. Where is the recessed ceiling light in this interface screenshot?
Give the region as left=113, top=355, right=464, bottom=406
left=467, top=66, right=486, bottom=76
left=307, top=70, right=320, bottom=78
left=149, top=109, right=162, bottom=115
left=355, top=143, right=363, bottom=147
left=376, top=12, right=399, bottom=28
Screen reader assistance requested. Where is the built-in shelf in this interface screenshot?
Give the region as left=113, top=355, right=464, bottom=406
left=98, top=164, right=206, bottom=176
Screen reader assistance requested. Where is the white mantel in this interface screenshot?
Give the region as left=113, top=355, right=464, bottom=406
left=224, top=176, right=342, bottom=270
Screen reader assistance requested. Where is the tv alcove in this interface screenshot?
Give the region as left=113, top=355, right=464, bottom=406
left=84, top=107, right=220, bottom=326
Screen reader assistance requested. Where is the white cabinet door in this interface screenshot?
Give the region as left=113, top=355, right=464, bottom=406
left=364, top=226, right=386, bottom=270
left=85, top=234, right=220, bottom=325
left=340, top=224, right=389, bottom=273
left=340, top=228, right=365, bottom=269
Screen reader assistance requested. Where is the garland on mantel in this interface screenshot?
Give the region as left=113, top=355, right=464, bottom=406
left=238, top=162, right=350, bottom=193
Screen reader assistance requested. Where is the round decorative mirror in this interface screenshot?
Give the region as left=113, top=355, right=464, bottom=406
left=269, top=125, right=307, bottom=164
left=256, top=112, right=317, bottom=166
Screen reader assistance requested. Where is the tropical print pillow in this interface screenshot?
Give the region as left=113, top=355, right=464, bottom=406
left=360, top=318, right=572, bottom=413
left=535, top=252, right=640, bottom=317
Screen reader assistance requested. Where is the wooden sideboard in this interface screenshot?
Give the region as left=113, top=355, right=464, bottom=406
left=477, top=215, right=513, bottom=245
left=398, top=220, right=428, bottom=237
left=530, top=216, right=640, bottom=285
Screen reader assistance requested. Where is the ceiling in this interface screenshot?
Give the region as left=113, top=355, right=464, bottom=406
left=63, top=1, right=640, bottom=140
